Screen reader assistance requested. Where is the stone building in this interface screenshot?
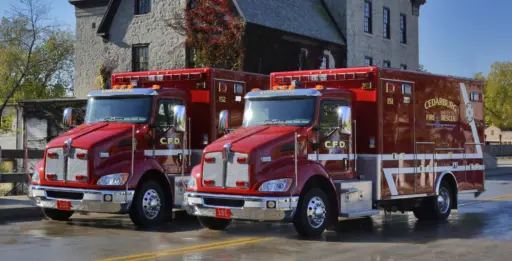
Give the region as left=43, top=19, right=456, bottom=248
left=69, top=0, right=425, bottom=99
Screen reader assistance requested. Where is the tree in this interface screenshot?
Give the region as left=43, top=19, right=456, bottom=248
left=170, top=0, right=246, bottom=70
left=477, top=61, right=512, bottom=128
left=0, top=0, right=74, bottom=127
left=418, top=64, right=428, bottom=72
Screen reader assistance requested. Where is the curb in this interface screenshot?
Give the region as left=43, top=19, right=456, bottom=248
left=0, top=206, right=45, bottom=223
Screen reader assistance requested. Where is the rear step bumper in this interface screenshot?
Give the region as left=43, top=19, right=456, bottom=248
left=28, top=185, right=135, bottom=214
left=183, top=192, right=299, bottom=222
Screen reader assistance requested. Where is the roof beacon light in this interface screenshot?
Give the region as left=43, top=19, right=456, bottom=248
left=152, top=85, right=161, bottom=89
left=315, top=85, right=325, bottom=90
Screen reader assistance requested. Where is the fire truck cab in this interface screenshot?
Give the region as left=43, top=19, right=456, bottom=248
left=183, top=66, right=485, bottom=237
left=27, top=67, right=269, bottom=227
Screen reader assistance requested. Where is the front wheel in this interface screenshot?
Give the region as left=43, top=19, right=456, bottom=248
left=42, top=208, right=74, bottom=221
left=197, top=216, right=232, bottom=230
left=129, top=180, right=168, bottom=228
left=293, top=188, right=330, bottom=237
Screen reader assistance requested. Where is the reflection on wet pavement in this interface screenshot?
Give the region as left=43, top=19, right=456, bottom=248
left=0, top=179, right=511, bottom=261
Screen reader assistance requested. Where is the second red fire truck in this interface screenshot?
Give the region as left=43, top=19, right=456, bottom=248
left=27, top=67, right=269, bottom=227
left=184, top=66, right=485, bottom=237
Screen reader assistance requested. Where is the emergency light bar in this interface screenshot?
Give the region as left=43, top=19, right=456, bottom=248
left=274, top=71, right=373, bottom=85
left=112, top=72, right=206, bottom=85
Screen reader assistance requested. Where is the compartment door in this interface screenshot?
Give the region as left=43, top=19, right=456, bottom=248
left=214, top=79, right=246, bottom=131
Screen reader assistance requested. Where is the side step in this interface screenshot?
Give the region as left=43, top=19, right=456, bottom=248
left=333, top=180, right=378, bottom=218
left=340, top=210, right=380, bottom=218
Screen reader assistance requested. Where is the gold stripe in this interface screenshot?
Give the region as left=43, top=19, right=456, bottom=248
left=97, top=237, right=269, bottom=261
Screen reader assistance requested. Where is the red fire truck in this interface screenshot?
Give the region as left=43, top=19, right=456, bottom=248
left=183, top=66, right=485, bottom=237
left=27, top=67, right=269, bottom=227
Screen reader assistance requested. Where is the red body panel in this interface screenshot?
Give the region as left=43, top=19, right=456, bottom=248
left=190, top=66, right=485, bottom=204
left=33, top=68, right=269, bottom=193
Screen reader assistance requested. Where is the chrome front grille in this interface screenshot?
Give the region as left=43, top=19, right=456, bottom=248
left=202, top=151, right=249, bottom=188
left=45, top=147, right=88, bottom=182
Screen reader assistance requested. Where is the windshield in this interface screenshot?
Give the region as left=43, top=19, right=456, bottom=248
left=242, top=97, right=316, bottom=127
left=85, top=96, right=153, bottom=124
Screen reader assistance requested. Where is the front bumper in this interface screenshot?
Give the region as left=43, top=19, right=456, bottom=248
left=28, top=185, right=135, bottom=214
left=183, top=192, right=299, bottom=222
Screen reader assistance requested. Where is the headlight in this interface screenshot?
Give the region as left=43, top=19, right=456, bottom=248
left=187, top=177, right=197, bottom=189
left=258, top=178, right=293, bottom=192
left=97, top=173, right=129, bottom=186
left=31, top=170, right=40, bottom=183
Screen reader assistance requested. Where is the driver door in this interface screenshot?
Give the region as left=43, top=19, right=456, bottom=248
left=153, top=99, right=186, bottom=174
left=316, top=99, right=352, bottom=179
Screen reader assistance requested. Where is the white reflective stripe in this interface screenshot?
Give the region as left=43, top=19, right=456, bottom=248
left=383, top=164, right=485, bottom=196
left=381, top=153, right=483, bottom=161
left=144, top=149, right=191, bottom=156
left=307, top=154, right=351, bottom=161
left=459, top=82, right=483, bottom=157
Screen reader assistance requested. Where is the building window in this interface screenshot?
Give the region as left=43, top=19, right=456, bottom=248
left=383, top=7, right=390, bottom=39
left=383, top=60, right=390, bottom=68
left=135, top=0, right=150, bottom=15
left=364, top=1, right=372, bottom=34
left=400, top=14, right=407, bottom=44
left=400, top=64, right=407, bottom=70
left=364, top=56, right=373, bottom=66
left=319, top=55, right=330, bottom=69
left=133, top=44, right=149, bottom=71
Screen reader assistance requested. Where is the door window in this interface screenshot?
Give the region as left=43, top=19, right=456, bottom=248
left=154, top=99, right=183, bottom=132
left=319, top=100, right=348, bottom=136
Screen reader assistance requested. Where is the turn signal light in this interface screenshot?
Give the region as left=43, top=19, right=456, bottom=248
left=236, top=180, right=248, bottom=187
left=75, top=175, right=87, bottom=182
left=47, top=152, right=57, bottom=158
left=204, top=157, right=215, bottom=163
left=236, top=157, right=248, bottom=164
left=204, top=179, right=215, bottom=186
left=76, top=152, right=87, bottom=159
left=46, top=173, right=57, bottom=180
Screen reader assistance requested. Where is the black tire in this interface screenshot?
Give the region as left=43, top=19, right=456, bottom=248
left=293, top=188, right=330, bottom=237
left=42, top=208, right=74, bottom=221
left=129, top=180, right=169, bottom=228
left=413, top=181, right=453, bottom=221
left=197, top=216, right=232, bottom=230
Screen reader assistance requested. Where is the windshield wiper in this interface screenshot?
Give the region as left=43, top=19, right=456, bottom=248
left=263, top=119, right=287, bottom=125
left=100, top=117, right=126, bottom=122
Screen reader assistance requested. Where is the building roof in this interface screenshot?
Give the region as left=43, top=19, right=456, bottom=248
left=233, top=0, right=345, bottom=45
left=70, top=0, right=345, bottom=46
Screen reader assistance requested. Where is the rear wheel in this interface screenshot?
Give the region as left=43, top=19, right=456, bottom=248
left=413, top=181, right=453, bottom=221
left=129, top=180, right=168, bottom=228
left=293, top=188, right=330, bottom=237
left=197, top=216, right=232, bottom=230
left=42, top=208, right=74, bottom=221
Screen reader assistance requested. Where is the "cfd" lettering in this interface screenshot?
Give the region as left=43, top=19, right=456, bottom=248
left=160, top=137, right=181, bottom=145
left=324, top=140, right=346, bottom=149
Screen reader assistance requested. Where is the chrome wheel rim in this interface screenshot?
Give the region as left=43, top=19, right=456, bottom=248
left=306, top=196, right=326, bottom=228
left=142, top=189, right=161, bottom=219
left=437, top=187, right=450, bottom=214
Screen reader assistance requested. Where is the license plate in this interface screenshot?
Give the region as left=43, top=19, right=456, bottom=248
left=215, top=208, right=231, bottom=219
left=56, top=200, right=71, bottom=211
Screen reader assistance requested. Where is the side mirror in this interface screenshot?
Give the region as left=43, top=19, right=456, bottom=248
left=337, top=106, right=352, bottom=135
left=63, top=108, right=73, bottom=128
left=173, top=105, right=186, bottom=133
left=218, top=110, right=230, bottom=134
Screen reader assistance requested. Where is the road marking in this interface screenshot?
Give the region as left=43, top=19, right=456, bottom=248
left=98, top=237, right=272, bottom=261
left=459, top=194, right=512, bottom=207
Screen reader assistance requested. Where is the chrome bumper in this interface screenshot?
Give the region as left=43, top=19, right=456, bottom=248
left=183, top=192, right=299, bottom=222
left=28, top=185, right=135, bottom=214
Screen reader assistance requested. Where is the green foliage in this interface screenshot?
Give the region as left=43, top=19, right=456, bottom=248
left=476, top=61, right=512, bottom=128
left=418, top=64, right=428, bottom=72
left=0, top=112, right=14, bottom=134
left=0, top=0, right=74, bottom=126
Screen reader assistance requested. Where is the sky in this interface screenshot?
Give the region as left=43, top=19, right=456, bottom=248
left=1, top=0, right=511, bottom=79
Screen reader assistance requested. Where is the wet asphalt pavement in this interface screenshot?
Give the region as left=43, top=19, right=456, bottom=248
left=1, top=178, right=511, bottom=261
